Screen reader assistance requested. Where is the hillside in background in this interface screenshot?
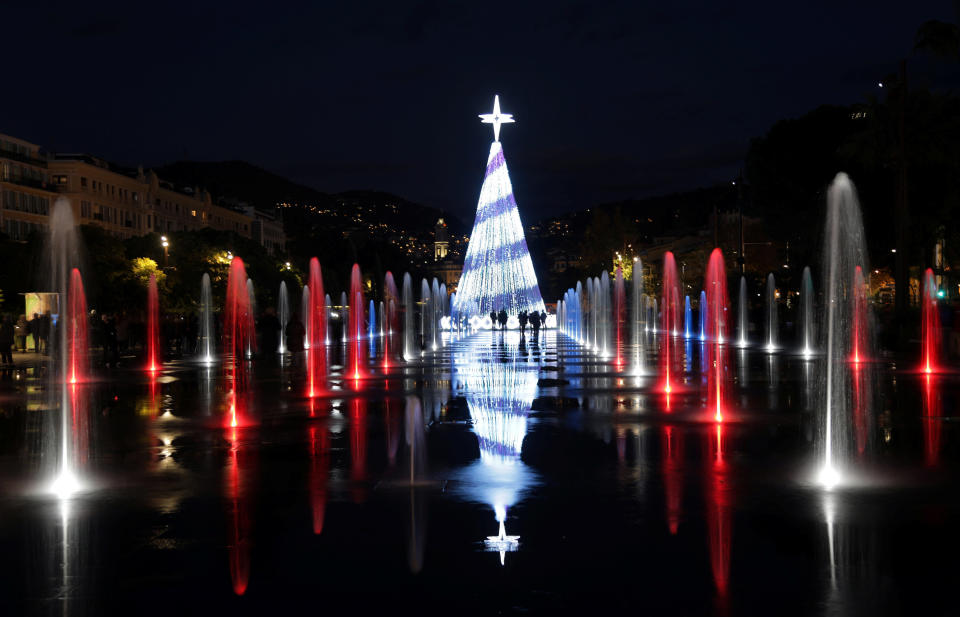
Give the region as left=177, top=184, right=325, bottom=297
left=155, top=160, right=465, bottom=236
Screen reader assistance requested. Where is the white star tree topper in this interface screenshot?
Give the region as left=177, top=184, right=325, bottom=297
left=479, top=95, right=515, bottom=142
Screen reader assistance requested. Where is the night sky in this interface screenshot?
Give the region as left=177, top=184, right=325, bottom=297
left=5, top=1, right=954, bottom=223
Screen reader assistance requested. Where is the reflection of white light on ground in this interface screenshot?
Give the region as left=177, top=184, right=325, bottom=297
left=823, top=492, right=837, bottom=588
left=440, top=316, right=451, bottom=330
left=801, top=346, right=814, bottom=359
left=766, top=343, right=777, bottom=353
left=545, top=314, right=556, bottom=328
left=507, top=316, right=520, bottom=330
left=485, top=520, right=520, bottom=565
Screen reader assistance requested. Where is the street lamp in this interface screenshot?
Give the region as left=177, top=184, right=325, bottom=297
left=161, top=235, right=169, bottom=267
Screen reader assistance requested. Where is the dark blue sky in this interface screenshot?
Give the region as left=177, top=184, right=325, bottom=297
left=5, top=1, right=955, bottom=222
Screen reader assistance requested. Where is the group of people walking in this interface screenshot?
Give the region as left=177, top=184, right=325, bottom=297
left=488, top=309, right=547, bottom=336
left=0, top=312, right=53, bottom=366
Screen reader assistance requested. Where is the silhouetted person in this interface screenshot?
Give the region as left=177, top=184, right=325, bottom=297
left=490, top=311, right=498, bottom=331
left=497, top=309, right=507, bottom=330
left=102, top=314, right=118, bottom=368
left=39, top=311, right=52, bottom=354
left=518, top=310, right=528, bottom=334
left=13, top=315, right=26, bottom=352
left=259, top=307, right=281, bottom=354
left=530, top=311, right=541, bottom=337
left=0, top=316, right=14, bottom=365
left=540, top=311, right=547, bottom=329
left=286, top=311, right=306, bottom=352
left=27, top=313, right=38, bottom=352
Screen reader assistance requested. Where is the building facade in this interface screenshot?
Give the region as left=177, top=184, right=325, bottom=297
left=0, top=135, right=56, bottom=240
left=0, top=133, right=285, bottom=254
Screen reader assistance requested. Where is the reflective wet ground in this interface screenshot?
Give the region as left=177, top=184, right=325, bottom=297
left=1, top=331, right=960, bottom=616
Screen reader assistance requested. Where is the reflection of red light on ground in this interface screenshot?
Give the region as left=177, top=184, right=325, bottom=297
left=226, top=427, right=250, bottom=595
left=923, top=372, right=942, bottom=467
left=662, top=426, right=682, bottom=535
left=707, top=423, right=730, bottom=597
left=309, top=425, right=329, bottom=534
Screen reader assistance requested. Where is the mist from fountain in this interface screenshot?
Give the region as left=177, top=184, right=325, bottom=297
left=402, top=273, right=416, bottom=361
left=46, top=200, right=88, bottom=497
left=800, top=266, right=815, bottom=358
left=818, top=173, right=871, bottom=489
left=630, top=264, right=646, bottom=375
left=340, top=291, right=348, bottom=344
left=613, top=268, right=626, bottom=364
left=277, top=281, right=289, bottom=354
left=699, top=290, right=708, bottom=341
left=766, top=273, right=778, bottom=352
left=245, top=279, right=256, bottom=358
left=301, top=284, right=310, bottom=349
left=200, top=273, right=214, bottom=362
left=737, top=276, right=748, bottom=347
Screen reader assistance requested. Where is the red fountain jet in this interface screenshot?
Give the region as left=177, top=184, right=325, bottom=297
left=705, top=249, right=729, bottom=421
left=67, top=269, right=89, bottom=384
left=347, top=264, right=366, bottom=381
left=146, top=272, right=160, bottom=373
left=224, top=257, right=255, bottom=402
left=306, top=258, right=327, bottom=397
left=921, top=268, right=941, bottom=374
left=661, top=252, right=681, bottom=394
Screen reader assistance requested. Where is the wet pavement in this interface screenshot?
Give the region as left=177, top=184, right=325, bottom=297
left=1, top=331, right=959, bottom=616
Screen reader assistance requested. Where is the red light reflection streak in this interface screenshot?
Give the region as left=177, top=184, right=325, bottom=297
left=350, top=397, right=368, bottom=503
left=706, top=423, right=731, bottom=597
left=226, top=427, right=251, bottom=595
left=851, top=362, right=867, bottom=459
left=662, top=426, right=683, bottom=535
left=68, top=382, right=89, bottom=469
left=308, top=424, right=330, bottom=534
left=923, top=373, right=942, bottom=467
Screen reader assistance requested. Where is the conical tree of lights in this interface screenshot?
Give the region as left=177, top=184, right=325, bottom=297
left=454, top=95, right=546, bottom=321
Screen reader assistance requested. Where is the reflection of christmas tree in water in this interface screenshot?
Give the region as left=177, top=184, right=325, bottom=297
left=454, top=96, right=545, bottom=324
left=452, top=338, right=538, bottom=564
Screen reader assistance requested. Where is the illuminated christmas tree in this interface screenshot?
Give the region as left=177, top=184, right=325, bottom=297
left=454, top=95, right=546, bottom=324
